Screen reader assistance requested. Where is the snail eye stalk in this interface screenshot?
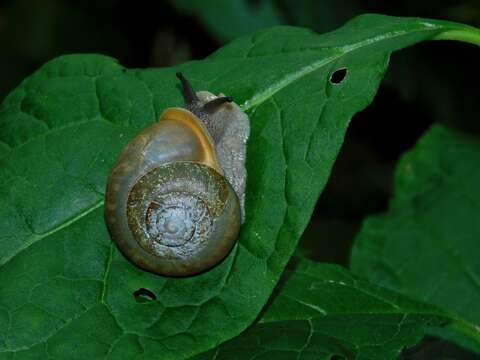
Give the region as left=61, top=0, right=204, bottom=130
left=202, top=96, right=234, bottom=113
left=176, top=72, right=199, bottom=104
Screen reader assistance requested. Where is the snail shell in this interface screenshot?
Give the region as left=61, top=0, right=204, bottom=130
left=104, top=74, right=249, bottom=276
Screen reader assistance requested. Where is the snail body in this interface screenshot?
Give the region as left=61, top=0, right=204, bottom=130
left=104, top=73, right=249, bottom=276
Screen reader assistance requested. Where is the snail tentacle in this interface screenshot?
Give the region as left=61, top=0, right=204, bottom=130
left=202, top=96, right=234, bottom=113
left=176, top=72, right=199, bottom=104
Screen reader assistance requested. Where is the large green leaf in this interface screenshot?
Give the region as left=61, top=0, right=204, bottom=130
left=351, top=125, right=480, bottom=352
left=193, top=259, right=454, bottom=360
left=1, top=14, right=480, bottom=359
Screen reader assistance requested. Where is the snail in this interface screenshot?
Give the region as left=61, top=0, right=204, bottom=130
left=104, top=73, right=250, bottom=277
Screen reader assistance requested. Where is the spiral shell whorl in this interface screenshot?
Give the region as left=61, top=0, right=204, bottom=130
left=127, top=162, right=237, bottom=262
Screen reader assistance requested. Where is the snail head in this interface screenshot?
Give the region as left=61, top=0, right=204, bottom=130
left=176, top=72, right=233, bottom=115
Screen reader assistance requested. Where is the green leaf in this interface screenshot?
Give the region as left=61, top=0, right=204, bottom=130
left=351, top=125, right=480, bottom=352
left=1, top=14, right=480, bottom=359
left=192, top=259, right=452, bottom=360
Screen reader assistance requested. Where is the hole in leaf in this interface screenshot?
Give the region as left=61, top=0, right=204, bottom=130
left=330, top=68, right=348, bottom=84
left=330, top=355, right=345, bottom=360
left=133, top=288, right=157, bottom=303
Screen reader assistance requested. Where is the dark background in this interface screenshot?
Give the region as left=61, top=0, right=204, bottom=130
left=1, top=1, right=479, bottom=358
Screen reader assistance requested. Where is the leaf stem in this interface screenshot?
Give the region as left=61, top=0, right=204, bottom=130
left=434, top=27, right=480, bottom=47
left=448, top=319, right=480, bottom=344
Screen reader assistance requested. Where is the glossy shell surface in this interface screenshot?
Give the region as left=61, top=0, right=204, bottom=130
left=105, top=108, right=241, bottom=276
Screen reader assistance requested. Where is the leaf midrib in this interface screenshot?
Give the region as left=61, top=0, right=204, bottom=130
left=240, top=24, right=446, bottom=111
